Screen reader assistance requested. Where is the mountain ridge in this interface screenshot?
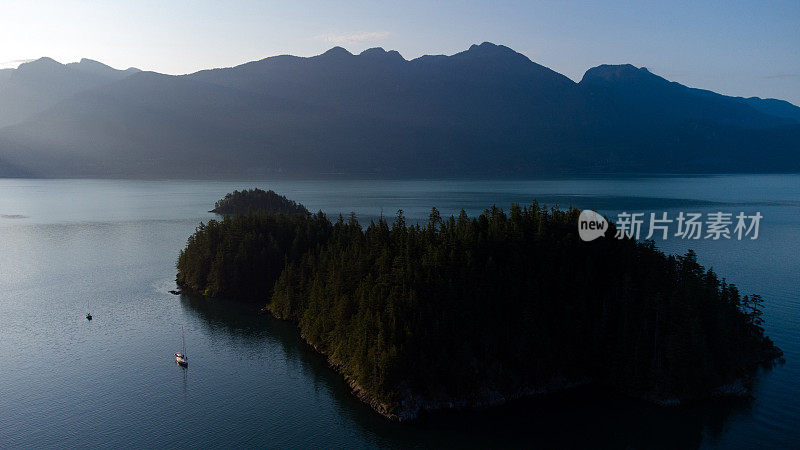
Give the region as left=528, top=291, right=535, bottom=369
left=0, top=56, right=141, bottom=128
left=0, top=43, right=797, bottom=178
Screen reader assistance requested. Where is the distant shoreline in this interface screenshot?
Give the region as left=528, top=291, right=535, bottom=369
left=2, top=172, right=800, bottom=183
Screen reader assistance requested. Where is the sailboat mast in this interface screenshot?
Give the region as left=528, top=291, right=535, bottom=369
left=182, top=326, right=185, bottom=354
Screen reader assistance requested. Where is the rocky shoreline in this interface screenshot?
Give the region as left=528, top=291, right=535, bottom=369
left=298, top=337, right=781, bottom=421
left=265, top=304, right=782, bottom=421
left=175, top=289, right=785, bottom=422
left=293, top=322, right=593, bottom=421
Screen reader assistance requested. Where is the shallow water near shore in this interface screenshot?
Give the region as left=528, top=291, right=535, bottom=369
left=0, top=176, right=797, bottom=448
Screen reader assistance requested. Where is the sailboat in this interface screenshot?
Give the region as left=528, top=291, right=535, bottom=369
left=86, top=299, right=92, bottom=320
left=175, top=326, right=188, bottom=366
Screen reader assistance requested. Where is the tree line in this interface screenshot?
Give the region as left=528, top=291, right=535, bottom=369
left=177, top=199, right=781, bottom=413
left=211, top=188, right=308, bottom=215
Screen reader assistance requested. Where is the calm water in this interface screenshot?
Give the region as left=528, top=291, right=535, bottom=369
left=0, top=176, right=797, bottom=448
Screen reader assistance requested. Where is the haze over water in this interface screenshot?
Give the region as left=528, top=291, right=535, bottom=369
left=0, top=176, right=797, bottom=448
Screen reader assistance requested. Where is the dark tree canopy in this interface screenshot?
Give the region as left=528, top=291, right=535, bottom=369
left=211, top=188, right=308, bottom=215
left=177, top=210, right=328, bottom=298
left=176, top=200, right=781, bottom=416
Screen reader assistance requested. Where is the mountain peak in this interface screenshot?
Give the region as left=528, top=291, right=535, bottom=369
left=580, top=64, right=662, bottom=85
left=465, top=42, right=515, bottom=55
left=470, top=41, right=499, bottom=49
left=64, top=58, right=141, bottom=78
left=18, top=57, right=63, bottom=70
left=359, top=47, right=405, bottom=61
left=320, top=46, right=353, bottom=58
left=360, top=47, right=386, bottom=55
left=12, top=58, right=68, bottom=79
left=71, top=58, right=113, bottom=70
left=454, top=42, right=533, bottom=65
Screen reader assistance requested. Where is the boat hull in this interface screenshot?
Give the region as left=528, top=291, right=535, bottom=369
left=175, top=353, right=187, bottom=366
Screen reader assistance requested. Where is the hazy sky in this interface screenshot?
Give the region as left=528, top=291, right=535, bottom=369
left=2, top=0, right=799, bottom=104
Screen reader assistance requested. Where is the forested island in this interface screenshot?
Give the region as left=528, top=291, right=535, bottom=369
left=210, top=188, right=308, bottom=215
left=176, top=192, right=782, bottom=421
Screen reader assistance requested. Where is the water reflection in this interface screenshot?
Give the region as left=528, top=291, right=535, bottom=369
left=179, top=293, right=315, bottom=360
left=177, top=292, right=401, bottom=440
left=1, top=178, right=795, bottom=447
left=178, top=292, right=752, bottom=448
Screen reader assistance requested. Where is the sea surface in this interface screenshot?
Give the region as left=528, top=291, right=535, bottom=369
left=0, top=176, right=797, bottom=448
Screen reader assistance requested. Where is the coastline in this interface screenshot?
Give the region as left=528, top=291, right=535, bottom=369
left=261, top=303, right=783, bottom=422
left=293, top=320, right=592, bottom=421
left=176, top=284, right=783, bottom=422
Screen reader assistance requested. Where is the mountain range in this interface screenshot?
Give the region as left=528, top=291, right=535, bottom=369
left=0, top=42, right=798, bottom=178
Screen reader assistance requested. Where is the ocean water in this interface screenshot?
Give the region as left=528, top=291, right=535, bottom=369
left=0, top=176, right=797, bottom=448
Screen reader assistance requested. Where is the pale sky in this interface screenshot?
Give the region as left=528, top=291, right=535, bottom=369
left=2, top=0, right=799, bottom=104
